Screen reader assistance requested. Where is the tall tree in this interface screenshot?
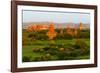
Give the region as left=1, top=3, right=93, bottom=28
left=66, top=24, right=73, bottom=36
left=79, top=22, right=83, bottom=30
left=46, top=22, right=57, bottom=40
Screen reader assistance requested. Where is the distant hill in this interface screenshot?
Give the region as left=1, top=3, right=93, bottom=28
left=23, top=22, right=90, bottom=29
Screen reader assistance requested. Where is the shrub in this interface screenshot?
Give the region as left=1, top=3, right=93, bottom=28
left=32, top=54, right=52, bottom=61
left=73, top=39, right=89, bottom=49
left=32, top=48, right=44, bottom=52
left=59, top=48, right=65, bottom=52
left=22, top=56, right=31, bottom=62
left=43, top=47, right=50, bottom=51
left=28, top=33, right=34, bottom=38
left=32, top=57, right=42, bottom=61
left=72, top=39, right=90, bottom=56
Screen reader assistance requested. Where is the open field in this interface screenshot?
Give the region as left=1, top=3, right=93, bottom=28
left=22, top=38, right=90, bottom=62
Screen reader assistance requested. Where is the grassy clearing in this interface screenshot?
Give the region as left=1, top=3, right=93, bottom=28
left=22, top=38, right=90, bottom=61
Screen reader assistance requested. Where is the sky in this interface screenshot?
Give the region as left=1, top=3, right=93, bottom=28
left=22, top=10, right=90, bottom=24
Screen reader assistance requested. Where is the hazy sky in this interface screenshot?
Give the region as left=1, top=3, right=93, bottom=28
left=22, top=10, right=90, bottom=24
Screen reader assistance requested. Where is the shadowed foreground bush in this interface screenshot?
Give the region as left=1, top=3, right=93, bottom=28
left=22, top=56, right=31, bottom=62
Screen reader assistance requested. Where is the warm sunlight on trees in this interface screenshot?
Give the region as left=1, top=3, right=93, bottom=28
left=79, top=22, right=83, bottom=30
left=46, top=22, right=57, bottom=40
left=59, top=24, right=63, bottom=34
left=66, top=25, right=73, bottom=36
left=74, top=28, right=78, bottom=37
left=27, top=26, right=33, bottom=32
